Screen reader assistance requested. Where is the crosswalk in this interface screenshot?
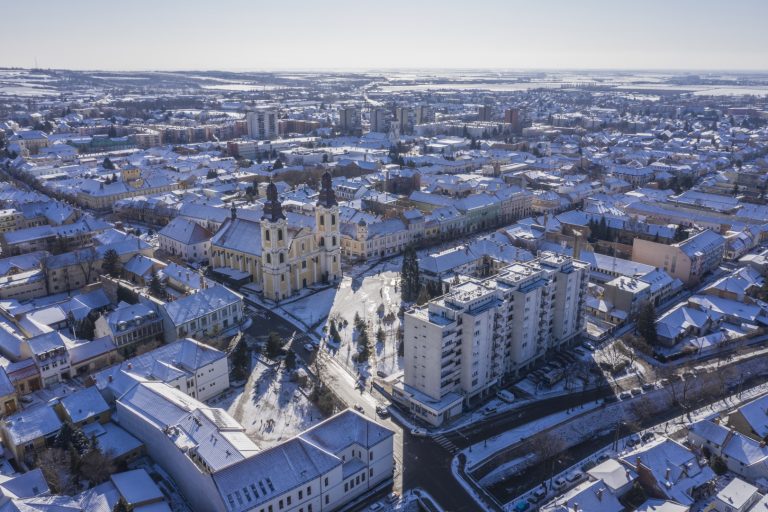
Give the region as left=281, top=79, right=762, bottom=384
left=433, top=434, right=459, bottom=454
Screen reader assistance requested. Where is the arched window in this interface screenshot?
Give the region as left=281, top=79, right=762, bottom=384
left=279, top=253, right=285, bottom=264
left=332, top=236, right=337, bottom=246
left=278, top=229, right=283, bottom=241
left=320, top=216, right=325, bottom=226
left=265, top=230, right=270, bottom=241
left=331, top=214, right=336, bottom=225
left=266, top=254, right=271, bottom=264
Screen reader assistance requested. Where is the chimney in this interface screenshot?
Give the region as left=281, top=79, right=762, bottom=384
left=572, top=503, right=578, bottom=512
left=108, top=375, right=113, bottom=383
left=665, top=467, right=671, bottom=480
left=596, top=488, right=603, bottom=501
left=635, top=456, right=642, bottom=469
left=127, top=362, right=133, bottom=370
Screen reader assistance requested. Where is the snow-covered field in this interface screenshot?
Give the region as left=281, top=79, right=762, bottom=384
left=208, top=357, right=323, bottom=449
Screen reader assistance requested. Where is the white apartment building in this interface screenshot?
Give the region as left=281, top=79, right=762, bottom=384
left=160, top=284, right=244, bottom=343
left=246, top=110, right=278, bottom=140
left=395, top=252, right=589, bottom=426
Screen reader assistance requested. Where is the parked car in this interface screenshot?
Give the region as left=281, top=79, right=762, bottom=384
left=631, top=388, right=642, bottom=396
left=582, top=342, right=596, bottom=351
left=411, top=428, right=428, bottom=438
left=641, top=432, right=656, bottom=443
left=553, top=477, right=567, bottom=489
left=619, top=391, right=632, bottom=400
left=386, top=492, right=399, bottom=504
left=354, top=404, right=365, bottom=413
left=605, top=395, right=619, bottom=403
left=497, top=390, right=516, bottom=403
left=566, top=471, right=584, bottom=483
left=641, top=382, right=655, bottom=391
left=369, top=503, right=383, bottom=511
left=530, top=487, right=547, bottom=502
left=376, top=405, right=390, bottom=418
left=304, top=343, right=316, bottom=352
left=626, top=434, right=641, bottom=447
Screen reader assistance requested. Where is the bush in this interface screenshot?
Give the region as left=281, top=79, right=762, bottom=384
left=711, top=456, right=728, bottom=475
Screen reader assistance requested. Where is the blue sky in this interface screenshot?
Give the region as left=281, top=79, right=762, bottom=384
left=1, top=0, right=766, bottom=71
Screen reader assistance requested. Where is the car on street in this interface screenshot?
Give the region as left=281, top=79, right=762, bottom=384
left=582, top=342, right=596, bottom=351
left=631, top=388, right=642, bottom=396
left=303, top=343, right=316, bottom=352
left=553, top=477, right=567, bottom=489
left=354, top=404, right=365, bottom=413
left=411, top=428, right=428, bottom=437
left=369, top=503, right=383, bottom=511
left=641, top=432, right=655, bottom=443
left=619, top=391, right=632, bottom=400
left=529, top=487, right=547, bottom=502
left=376, top=405, right=390, bottom=418
left=642, top=382, right=655, bottom=391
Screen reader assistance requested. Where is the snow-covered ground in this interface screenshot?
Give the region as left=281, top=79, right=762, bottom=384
left=280, top=257, right=405, bottom=377
left=208, top=357, right=323, bottom=449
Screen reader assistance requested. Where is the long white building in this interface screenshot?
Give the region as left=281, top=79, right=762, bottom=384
left=116, top=381, right=394, bottom=512
left=394, top=252, right=589, bottom=425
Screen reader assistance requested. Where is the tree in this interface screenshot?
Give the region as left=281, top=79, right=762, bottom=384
left=102, top=249, right=121, bottom=278
left=149, top=272, right=164, bottom=298
left=113, top=497, right=130, bottom=512
left=78, top=446, right=115, bottom=486
left=272, top=159, right=283, bottom=170
left=328, top=320, right=341, bottom=344
left=416, top=286, right=431, bottom=306
left=108, top=125, right=117, bottom=138
left=54, top=422, right=90, bottom=455
left=102, top=157, right=115, bottom=170
left=400, top=246, right=420, bottom=303
left=285, top=349, right=297, bottom=370
left=673, top=224, right=688, bottom=242
left=376, top=326, right=385, bottom=345
left=206, top=169, right=218, bottom=180
left=230, top=338, right=250, bottom=381
left=266, top=331, right=283, bottom=359
left=636, top=302, right=658, bottom=345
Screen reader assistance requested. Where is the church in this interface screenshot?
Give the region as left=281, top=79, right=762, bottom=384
left=210, top=171, right=342, bottom=301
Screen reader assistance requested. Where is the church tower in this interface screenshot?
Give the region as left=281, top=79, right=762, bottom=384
left=315, top=171, right=341, bottom=283
left=261, top=181, right=289, bottom=301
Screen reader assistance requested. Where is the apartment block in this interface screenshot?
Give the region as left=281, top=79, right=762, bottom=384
left=394, top=252, right=588, bottom=425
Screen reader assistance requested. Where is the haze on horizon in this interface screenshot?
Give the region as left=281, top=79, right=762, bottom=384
left=2, top=0, right=767, bottom=72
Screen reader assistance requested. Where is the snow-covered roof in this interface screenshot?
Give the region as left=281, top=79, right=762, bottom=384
left=3, top=404, right=62, bottom=446
left=59, top=387, right=110, bottom=424
left=161, top=285, right=241, bottom=326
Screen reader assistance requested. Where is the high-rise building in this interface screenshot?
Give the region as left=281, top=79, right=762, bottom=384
left=415, top=105, right=433, bottom=125
left=245, top=109, right=278, bottom=140
left=395, top=107, right=411, bottom=135
left=339, top=107, right=361, bottom=134
left=478, top=105, right=492, bottom=122
left=369, top=108, right=389, bottom=133
left=394, top=252, right=589, bottom=425
left=504, top=108, right=521, bottom=133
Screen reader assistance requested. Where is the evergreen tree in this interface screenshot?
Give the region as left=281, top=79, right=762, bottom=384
left=376, top=326, right=385, bottom=345
left=113, top=497, right=130, bottom=512
left=637, top=302, right=659, bottom=345
left=328, top=320, right=341, bottom=344
left=149, top=272, right=164, bottom=298
left=285, top=349, right=297, bottom=370
left=206, top=169, right=218, bottom=180
left=230, top=339, right=250, bottom=381
left=102, top=249, right=121, bottom=278
left=400, top=246, right=420, bottom=302
left=102, top=157, right=115, bottom=170
left=272, top=159, right=283, bottom=170
left=266, top=331, right=283, bottom=359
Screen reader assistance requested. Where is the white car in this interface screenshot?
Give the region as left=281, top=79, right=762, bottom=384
left=411, top=427, right=428, bottom=437
left=303, top=343, right=316, bottom=351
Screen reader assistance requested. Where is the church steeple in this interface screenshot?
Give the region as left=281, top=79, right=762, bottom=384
left=317, top=171, right=337, bottom=207
left=262, top=180, right=285, bottom=222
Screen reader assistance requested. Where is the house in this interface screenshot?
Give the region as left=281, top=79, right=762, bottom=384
left=655, top=304, right=720, bottom=347
left=727, top=394, right=768, bottom=441
left=688, top=419, right=768, bottom=482
left=709, top=478, right=760, bottom=512
left=620, top=439, right=716, bottom=506
left=586, top=458, right=638, bottom=497
left=158, top=217, right=212, bottom=263
left=94, top=301, right=164, bottom=355
left=81, top=421, right=144, bottom=465
left=27, top=331, right=72, bottom=387
left=0, top=366, right=18, bottom=417
left=541, top=479, right=623, bottom=512
left=93, top=337, right=229, bottom=402
left=56, top=386, right=111, bottom=427
left=160, top=284, right=243, bottom=343
left=0, top=404, right=62, bottom=462
left=110, top=469, right=167, bottom=510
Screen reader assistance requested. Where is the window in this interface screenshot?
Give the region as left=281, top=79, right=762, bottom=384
left=332, top=236, right=336, bottom=246
left=266, top=254, right=272, bottom=264
left=325, top=496, right=329, bottom=505
left=302, top=260, right=306, bottom=269
left=344, top=483, right=348, bottom=492
left=331, top=214, right=336, bottom=225
left=320, top=216, right=325, bottom=226
left=265, top=230, right=270, bottom=241
left=307, top=486, right=311, bottom=496
left=279, top=253, right=284, bottom=264
left=287, top=496, right=291, bottom=506
left=278, top=229, right=283, bottom=241
left=370, top=469, right=373, bottom=477
left=279, top=499, right=284, bottom=510
left=324, top=477, right=328, bottom=487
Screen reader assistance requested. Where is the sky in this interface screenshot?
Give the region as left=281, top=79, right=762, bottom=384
left=1, top=0, right=767, bottom=71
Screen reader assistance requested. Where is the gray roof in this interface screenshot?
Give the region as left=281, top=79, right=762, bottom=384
left=161, top=285, right=241, bottom=326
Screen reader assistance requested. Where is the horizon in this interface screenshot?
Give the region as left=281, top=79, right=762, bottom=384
left=2, top=0, right=766, bottom=71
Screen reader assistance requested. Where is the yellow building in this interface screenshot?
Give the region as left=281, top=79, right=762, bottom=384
left=211, top=172, right=341, bottom=301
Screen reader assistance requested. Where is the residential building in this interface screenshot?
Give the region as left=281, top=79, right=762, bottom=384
left=160, top=284, right=244, bottom=343
left=93, top=337, right=229, bottom=402
left=94, top=301, right=164, bottom=354
left=632, top=229, right=725, bottom=286
left=75, top=168, right=180, bottom=211
left=1, top=404, right=62, bottom=462
left=246, top=110, right=278, bottom=140
left=396, top=252, right=588, bottom=425
left=339, top=107, right=361, bottom=134
left=158, top=217, right=212, bottom=263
